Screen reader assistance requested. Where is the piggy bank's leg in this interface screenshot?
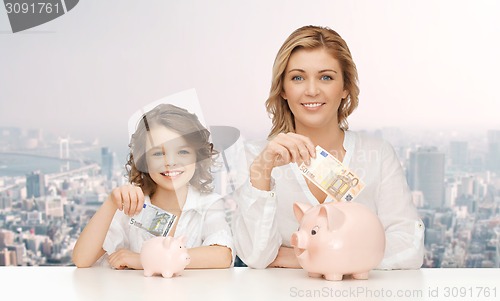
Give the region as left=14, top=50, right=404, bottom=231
left=324, top=273, right=343, bottom=281
left=308, top=272, right=322, bottom=278
left=161, top=270, right=174, bottom=278
left=352, top=272, right=369, bottom=280
left=143, top=269, right=154, bottom=277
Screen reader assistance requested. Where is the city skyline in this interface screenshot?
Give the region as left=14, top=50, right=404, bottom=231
left=1, top=125, right=500, bottom=268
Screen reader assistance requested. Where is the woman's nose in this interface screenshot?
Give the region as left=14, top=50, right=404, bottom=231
left=305, top=79, right=320, bottom=96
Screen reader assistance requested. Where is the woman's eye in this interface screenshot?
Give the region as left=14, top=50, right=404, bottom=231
left=321, top=75, right=332, bottom=80
left=291, top=75, right=304, bottom=81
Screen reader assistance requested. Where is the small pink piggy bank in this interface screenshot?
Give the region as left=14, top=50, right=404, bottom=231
left=140, top=236, right=191, bottom=278
left=291, top=202, right=385, bottom=281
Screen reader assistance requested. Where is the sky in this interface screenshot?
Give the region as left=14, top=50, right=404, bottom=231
left=1, top=0, right=500, bottom=155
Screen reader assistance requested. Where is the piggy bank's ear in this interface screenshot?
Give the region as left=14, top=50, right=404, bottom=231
left=178, top=235, right=187, bottom=246
left=293, top=202, right=313, bottom=222
left=319, top=204, right=345, bottom=231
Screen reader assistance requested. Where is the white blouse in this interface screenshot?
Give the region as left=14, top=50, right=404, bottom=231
left=231, top=130, right=425, bottom=269
left=96, top=185, right=234, bottom=267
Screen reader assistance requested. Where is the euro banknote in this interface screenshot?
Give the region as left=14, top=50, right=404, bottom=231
left=299, top=145, right=365, bottom=202
left=130, top=203, right=177, bottom=236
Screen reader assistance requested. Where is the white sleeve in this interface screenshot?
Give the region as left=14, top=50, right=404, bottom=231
left=229, top=141, right=283, bottom=269
left=376, top=141, right=425, bottom=270
left=200, top=198, right=235, bottom=265
left=102, top=211, right=130, bottom=255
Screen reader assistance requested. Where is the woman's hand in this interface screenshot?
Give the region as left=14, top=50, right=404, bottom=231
left=109, top=185, right=144, bottom=217
left=257, top=132, right=316, bottom=167
left=108, top=249, right=142, bottom=270
left=268, top=246, right=301, bottom=269
left=250, top=133, right=315, bottom=190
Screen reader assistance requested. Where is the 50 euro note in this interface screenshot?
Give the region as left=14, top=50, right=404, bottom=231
left=129, top=203, right=177, bottom=237
left=299, top=145, right=365, bottom=202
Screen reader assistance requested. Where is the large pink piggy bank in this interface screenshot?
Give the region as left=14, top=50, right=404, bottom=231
left=291, top=202, right=385, bottom=281
left=140, top=236, right=191, bottom=278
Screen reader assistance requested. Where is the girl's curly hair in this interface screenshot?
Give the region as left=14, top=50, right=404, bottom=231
left=125, top=104, right=218, bottom=196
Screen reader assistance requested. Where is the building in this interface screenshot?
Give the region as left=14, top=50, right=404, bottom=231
left=26, top=171, right=45, bottom=198
left=45, top=196, right=65, bottom=218
left=101, top=147, right=114, bottom=180
left=0, top=230, right=15, bottom=248
left=8, top=244, right=25, bottom=266
left=408, top=147, right=445, bottom=209
left=487, top=130, right=500, bottom=174
left=0, top=248, right=17, bottom=266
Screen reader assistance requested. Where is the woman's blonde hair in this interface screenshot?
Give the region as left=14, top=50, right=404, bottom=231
left=265, top=25, right=360, bottom=138
left=125, top=104, right=218, bottom=196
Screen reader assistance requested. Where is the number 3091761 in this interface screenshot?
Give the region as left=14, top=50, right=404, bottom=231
left=5, top=2, right=60, bottom=14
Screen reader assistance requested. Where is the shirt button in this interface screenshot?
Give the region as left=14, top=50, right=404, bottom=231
left=270, top=192, right=275, bottom=197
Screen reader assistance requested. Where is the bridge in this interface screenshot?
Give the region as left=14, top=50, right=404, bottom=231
left=0, top=151, right=90, bottom=163
left=0, top=163, right=101, bottom=193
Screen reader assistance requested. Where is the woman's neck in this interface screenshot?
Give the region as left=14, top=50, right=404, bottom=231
left=296, top=125, right=345, bottom=160
left=150, top=185, right=188, bottom=212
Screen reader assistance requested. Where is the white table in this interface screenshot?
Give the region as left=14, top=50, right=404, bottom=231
left=2, top=267, right=499, bottom=301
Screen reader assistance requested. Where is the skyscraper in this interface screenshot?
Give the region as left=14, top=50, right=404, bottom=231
left=487, top=130, right=500, bottom=174
left=408, top=147, right=445, bottom=209
left=101, top=147, right=114, bottom=180
left=26, top=171, right=45, bottom=198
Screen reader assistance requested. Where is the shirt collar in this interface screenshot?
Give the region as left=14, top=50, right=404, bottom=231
left=342, top=130, right=355, bottom=167
left=182, top=185, right=201, bottom=213
left=144, top=186, right=204, bottom=214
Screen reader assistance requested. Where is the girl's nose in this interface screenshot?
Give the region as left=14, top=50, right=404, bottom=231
left=163, top=153, right=178, bottom=166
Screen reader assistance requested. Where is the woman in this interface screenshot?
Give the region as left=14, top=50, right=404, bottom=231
left=232, top=25, right=424, bottom=269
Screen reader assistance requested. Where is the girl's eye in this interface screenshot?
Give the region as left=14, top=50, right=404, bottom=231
left=291, top=75, right=304, bottom=81
left=152, top=151, right=164, bottom=157
left=321, top=75, right=332, bottom=80
left=179, top=149, right=191, bottom=155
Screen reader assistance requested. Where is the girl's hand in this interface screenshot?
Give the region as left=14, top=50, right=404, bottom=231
left=108, top=249, right=142, bottom=270
left=109, top=185, right=144, bottom=217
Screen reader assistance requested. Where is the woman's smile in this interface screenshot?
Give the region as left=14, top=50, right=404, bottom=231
left=301, top=102, right=325, bottom=110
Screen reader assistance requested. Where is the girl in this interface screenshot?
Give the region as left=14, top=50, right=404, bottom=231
left=232, top=25, right=425, bottom=270
left=72, top=104, right=233, bottom=269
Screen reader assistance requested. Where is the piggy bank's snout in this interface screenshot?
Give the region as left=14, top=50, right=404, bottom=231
left=291, top=232, right=299, bottom=247
left=291, top=231, right=308, bottom=249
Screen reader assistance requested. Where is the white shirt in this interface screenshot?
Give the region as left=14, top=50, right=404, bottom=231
left=96, top=185, right=234, bottom=266
left=231, top=130, right=425, bottom=269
